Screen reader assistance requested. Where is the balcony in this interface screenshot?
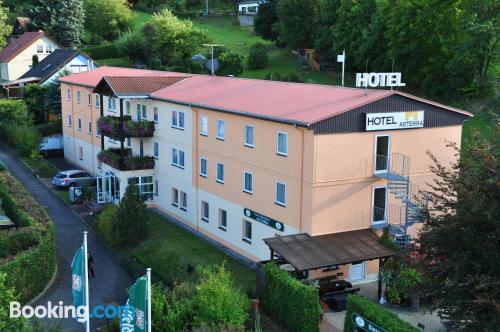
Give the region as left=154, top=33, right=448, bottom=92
left=97, top=115, right=155, bottom=140
left=97, top=148, right=155, bottom=171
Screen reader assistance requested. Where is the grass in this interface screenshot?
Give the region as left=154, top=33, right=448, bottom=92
left=131, top=211, right=256, bottom=294
left=132, top=11, right=153, bottom=31
left=21, top=157, right=59, bottom=179
left=98, top=57, right=134, bottom=67
left=54, top=189, right=71, bottom=206
left=462, top=110, right=496, bottom=144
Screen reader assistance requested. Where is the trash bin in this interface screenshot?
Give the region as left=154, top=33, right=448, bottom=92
left=329, top=294, right=347, bottom=312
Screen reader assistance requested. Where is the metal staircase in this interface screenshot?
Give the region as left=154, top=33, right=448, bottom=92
left=373, top=153, right=428, bottom=243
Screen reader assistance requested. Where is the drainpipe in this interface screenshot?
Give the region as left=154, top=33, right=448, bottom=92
left=296, top=125, right=306, bottom=233
left=194, top=108, right=200, bottom=232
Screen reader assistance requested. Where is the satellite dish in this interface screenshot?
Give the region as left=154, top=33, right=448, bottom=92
left=206, top=59, right=219, bottom=73
left=192, top=53, right=207, bottom=64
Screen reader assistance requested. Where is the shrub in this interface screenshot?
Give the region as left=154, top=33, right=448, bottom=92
left=84, top=0, right=133, bottom=41
left=0, top=272, right=30, bottom=331
left=37, top=119, right=62, bottom=137
left=0, top=228, right=39, bottom=260
left=192, top=265, right=250, bottom=330
left=117, top=31, right=151, bottom=63
left=261, top=263, right=321, bottom=332
left=218, top=51, right=244, bottom=76
left=96, top=205, right=119, bottom=247
left=344, top=294, right=418, bottom=332
left=247, top=42, right=269, bottom=69
left=152, top=282, right=195, bottom=332
left=84, top=43, right=123, bottom=60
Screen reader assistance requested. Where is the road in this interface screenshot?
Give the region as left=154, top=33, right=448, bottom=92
left=0, top=145, right=133, bottom=331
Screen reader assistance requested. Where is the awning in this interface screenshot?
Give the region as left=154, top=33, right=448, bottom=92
left=263, top=229, right=395, bottom=271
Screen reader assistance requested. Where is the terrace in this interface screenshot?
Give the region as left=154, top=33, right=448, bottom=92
left=97, top=115, right=155, bottom=140
left=97, top=148, right=155, bottom=171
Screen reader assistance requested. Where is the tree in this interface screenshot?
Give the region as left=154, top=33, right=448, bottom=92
left=192, top=265, right=250, bottom=330
left=113, top=181, right=148, bottom=246
left=218, top=51, right=244, bottom=76
left=143, top=9, right=208, bottom=65
left=313, top=0, right=340, bottom=62
left=84, top=0, right=133, bottom=41
left=29, top=0, right=57, bottom=33
left=417, top=123, right=500, bottom=330
left=32, top=55, right=39, bottom=67
left=254, top=0, right=278, bottom=41
left=117, top=31, right=151, bottom=63
left=24, top=84, right=48, bottom=124
left=0, top=273, right=30, bottom=332
left=0, top=1, right=10, bottom=49
left=247, top=42, right=269, bottom=69
left=43, top=69, right=72, bottom=115
left=51, top=0, right=85, bottom=48
left=275, top=0, right=316, bottom=49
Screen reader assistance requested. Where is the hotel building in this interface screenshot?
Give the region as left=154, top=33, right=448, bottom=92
left=59, top=67, right=470, bottom=283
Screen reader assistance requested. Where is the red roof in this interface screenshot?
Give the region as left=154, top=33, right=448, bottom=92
left=59, top=66, right=191, bottom=88
left=97, top=76, right=188, bottom=96
left=60, top=66, right=470, bottom=125
left=0, top=31, right=45, bottom=63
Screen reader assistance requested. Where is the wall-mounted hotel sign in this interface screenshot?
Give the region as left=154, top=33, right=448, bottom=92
left=365, top=111, right=424, bottom=131
left=244, top=208, right=285, bottom=232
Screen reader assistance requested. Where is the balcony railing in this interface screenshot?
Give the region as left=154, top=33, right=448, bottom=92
left=97, top=148, right=155, bottom=171
left=97, top=115, right=155, bottom=140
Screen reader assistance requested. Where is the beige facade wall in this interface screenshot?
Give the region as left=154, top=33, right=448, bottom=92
left=310, top=126, right=463, bottom=235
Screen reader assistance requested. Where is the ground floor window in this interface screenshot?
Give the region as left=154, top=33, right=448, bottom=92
left=201, top=201, right=209, bottom=222
left=172, top=188, right=179, bottom=207
left=128, top=176, right=154, bottom=201
left=219, top=209, right=227, bottom=231
left=243, top=220, right=252, bottom=244
left=180, top=191, right=187, bottom=211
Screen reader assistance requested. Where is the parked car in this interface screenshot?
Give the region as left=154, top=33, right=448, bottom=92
left=52, top=170, right=96, bottom=188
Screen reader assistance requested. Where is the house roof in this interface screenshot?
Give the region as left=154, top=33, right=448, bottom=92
left=15, top=17, right=31, bottom=30
left=19, top=49, right=83, bottom=83
left=0, top=31, right=46, bottom=63
left=59, top=66, right=471, bottom=126
left=94, top=76, right=188, bottom=97
left=264, top=229, right=395, bottom=271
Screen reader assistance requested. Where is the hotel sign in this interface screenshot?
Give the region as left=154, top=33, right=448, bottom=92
left=365, top=111, right=424, bottom=131
left=352, top=313, right=387, bottom=332
left=244, top=208, right=285, bottom=232
left=356, top=72, right=405, bottom=88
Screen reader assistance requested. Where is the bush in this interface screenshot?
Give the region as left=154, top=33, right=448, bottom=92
left=247, top=42, right=269, bottom=69
left=84, top=0, right=133, bottom=41
left=262, top=263, right=321, bottom=332
left=0, top=273, right=30, bottom=331
left=344, top=294, right=418, bottom=332
left=117, top=31, right=151, bottom=63
left=0, top=185, right=33, bottom=227
left=37, top=118, right=62, bottom=136
left=152, top=282, right=195, bottom=332
left=96, top=205, right=119, bottom=247
left=0, top=228, right=39, bottom=260
left=84, top=43, right=123, bottom=60
left=218, top=51, right=244, bottom=76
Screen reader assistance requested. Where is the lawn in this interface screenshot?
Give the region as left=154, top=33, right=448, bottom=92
left=462, top=110, right=496, bottom=144
left=98, top=57, right=133, bottom=68
left=21, top=157, right=59, bottom=178
left=131, top=211, right=256, bottom=294
left=54, top=189, right=71, bottom=206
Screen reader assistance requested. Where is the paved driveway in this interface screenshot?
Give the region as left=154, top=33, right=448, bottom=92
left=0, top=146, right=133, bottom=331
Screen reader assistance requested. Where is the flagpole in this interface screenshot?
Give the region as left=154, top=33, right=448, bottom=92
left=83, top=231, right=90, bottom=332
left=342, top=49, right=345, bottom=87
left=147, top=268, right=152, bottom=332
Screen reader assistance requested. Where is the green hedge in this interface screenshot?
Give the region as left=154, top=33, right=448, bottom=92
left=37, top=119, right=62, bottom=137
left=0, top=186, right=32, bottom=227
left=0, top=227, right=38, bottom=260
left=0, top=172, right=56, bottom=303
left=84, top=43, right=123, bottom=60
left=344, top=295, right=419, bottom=332
left=261, top=263, right=321, bottom=332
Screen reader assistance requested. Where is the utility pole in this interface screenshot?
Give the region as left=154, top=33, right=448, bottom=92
left=205, top=0, right=209, bottom=15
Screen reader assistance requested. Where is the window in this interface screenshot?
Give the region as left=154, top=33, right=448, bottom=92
left=77, top=118, right=82, bottom=131
left=126, top=137, right=131, bottom=147
left=68, top=114, right=72, bottom=127
left=87, top=93, right=91, bottom=106
left=96, top=121, right=101, bottom=136
left=172, top=188, right=179, bottom=207
left=180, top=191, right=187, bottom=211
left=76, top=91, right=81, bottom=104
left=67, top=89, right=71, bottom=101
left=78, top=147, right=83, bottom=160
left=45, top=45, right=52, bottom=53
left=219, top=209, right=227, bottom=231
left=243, top=220, right=252, bottom=243
left=88, top=121, right=92, bottom=134
left=153, top=107, right=159, bottom=123
left=36, top=45, right=43, bottom=53
left=153, top=142, right=159, bottom=159
left=200, top=115, right=208, bottom=136
left=154, top=180, right=158, bottom=196
left=216, top=163, right=224, bottom=183
left=277, top=132, right=288, bottom=156
left=128, top=176, right=154, bottom=201
left=136, top=104, right=147, bottom=120
left=142, top=105, right=147, bottom=119
left=276, top=182, right=286, bottom=206
left=200, top=157, right=207, bottom=177
left=95, top=94, right=100, bottom=108
left=172, top=148, right=185, bottom=168
left=244, top=171, right=253, bottom=194
left=372, top=187, right=387, bottom=224
left=171, top=111, right=185, bottom=129
left=126, top=101, right=131, bottom=115
left=217, top=119, right=225, bottom=140
left=201, top=201, right=209, bottom=222
left=244, top=125, right=254, bottom=147
left=108, top=97, right=116, bottom=111
left=374, top=135, right=390, bottom=172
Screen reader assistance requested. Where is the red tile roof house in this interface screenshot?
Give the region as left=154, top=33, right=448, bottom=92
left=59, top=66, right=470, bottom=283
left=0, top=31, right=61, bottom=83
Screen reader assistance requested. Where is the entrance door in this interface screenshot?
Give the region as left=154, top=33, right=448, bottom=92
left=374, top=135, right=390, bottom=172
left=96, top=171, right=117, bottom=203
left=349, top=262, right=366, bottom=281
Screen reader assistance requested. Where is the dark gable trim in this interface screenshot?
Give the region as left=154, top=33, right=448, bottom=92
left=311, top=94, right=469, bottom=134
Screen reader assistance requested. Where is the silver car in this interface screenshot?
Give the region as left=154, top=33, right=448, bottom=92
left=52, top=170, right=96, bottom=188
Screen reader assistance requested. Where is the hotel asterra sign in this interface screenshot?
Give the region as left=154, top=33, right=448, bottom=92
left=365, top=111, right=424, bottom=131
left=351, top=313, right=388, bottom=332
left=356, top=72, right=406, bottom=88
left=244, top=208, right=285, bottom=232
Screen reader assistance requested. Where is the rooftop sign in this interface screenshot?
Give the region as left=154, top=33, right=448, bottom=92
left=365, top=111, right=424, bottom=131
left=356, top=72, right=406, bottom=88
